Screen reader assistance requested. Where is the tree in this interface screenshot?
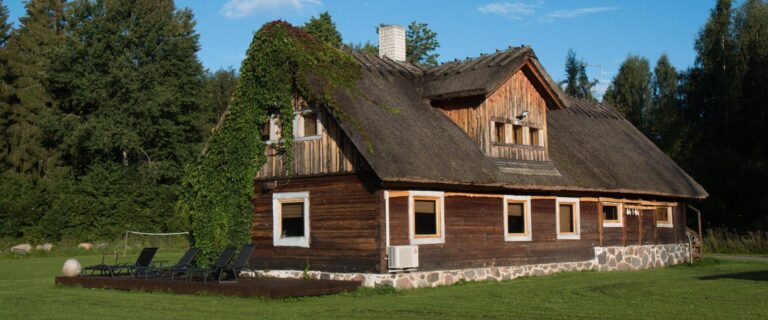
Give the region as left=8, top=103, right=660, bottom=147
left=348, top=41, right=378, bottom=55
left=406, top=21, right=440, bottom=66
left=200, top=68, right=238, bottom=134
left=649, top=54, right=687, bottom=158
left=603, top=55, right=652, bottom=133
left=0, top=0, right=65, bottom=178
left=301, top=11, right=342, bottom=47
left=561, top=49, right=597, bottom=101
left=0, top=3, right=11, bottom=47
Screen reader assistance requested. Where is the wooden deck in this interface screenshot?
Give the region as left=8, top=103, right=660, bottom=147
left=55, top=276, right=362, bottom=299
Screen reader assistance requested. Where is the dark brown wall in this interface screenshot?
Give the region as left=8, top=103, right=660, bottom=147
left=250, top=174, right=382, bottom=273
left=389, top=196, right=598, bottom=271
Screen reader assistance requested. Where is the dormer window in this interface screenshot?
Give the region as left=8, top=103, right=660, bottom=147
left=494, top=121, right=506, bottom=143
left=529, top=127, right=540, bottom=146
left=513, top=125, right=524, bottom=145
left=264, top=110, right=323, bottom=144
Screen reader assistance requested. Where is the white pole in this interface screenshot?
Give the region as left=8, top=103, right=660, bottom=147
left=123, top=231, right=129, bottom=258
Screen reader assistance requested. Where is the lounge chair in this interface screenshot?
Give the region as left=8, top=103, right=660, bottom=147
left=218, top=244, right=255, bottom=284
left=134, top=247, right=201, bottom=279
left=186, top=248, right=237, bottom=283
left=82, top=247, right=158, bottom=277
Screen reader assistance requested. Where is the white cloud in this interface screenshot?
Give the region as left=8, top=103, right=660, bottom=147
left=478, top=2, right=536, bottom=20
left=540, top=6, right=619, bottom=22
left=220, top=0, right=323, bottom=19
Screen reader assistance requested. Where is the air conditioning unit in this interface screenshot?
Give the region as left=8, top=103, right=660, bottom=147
left=388, top=245, right=418, bottom=271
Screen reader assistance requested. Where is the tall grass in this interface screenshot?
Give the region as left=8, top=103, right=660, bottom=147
left=703, top=228, right=768, bottom=254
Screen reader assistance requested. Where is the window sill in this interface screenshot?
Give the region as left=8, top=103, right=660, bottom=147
left=602, top=222, right=623, bottom=228
left=410, top=236, right=444, bottom=245
left=656, top=223, right=673, bottom=228
left=557, top=234, right=581, bottom=240
left=274, top=236, right=309, bottom=248
left=492, top=142, right=544, bottom=149
left=295, top=135, right=322, bottom=142
left=505, top=234, right=532, bottom=242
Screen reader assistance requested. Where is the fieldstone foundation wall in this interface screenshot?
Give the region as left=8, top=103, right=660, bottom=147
left=243, top=243, right=690, bottom=289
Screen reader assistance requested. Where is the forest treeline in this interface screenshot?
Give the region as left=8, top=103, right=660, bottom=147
left=0, top=0, right=765, bottom=242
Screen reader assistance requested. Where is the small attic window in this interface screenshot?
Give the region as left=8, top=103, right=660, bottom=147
left=529, top=128, right=540, bottom=146
left=513, top=125, right=524, bottom=144
left=494, top=122, right=506, bottom=143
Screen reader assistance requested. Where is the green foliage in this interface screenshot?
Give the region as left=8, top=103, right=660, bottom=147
left=561, top=49, right=597, bottom=101
left=347, top=41, right=378, bottom=55
left=406, top=21, right=440, bottom=66
left=200, top=68, right=238, bottom=135
left=603, top=55, right=652, bottom=132
left=301, top=11, right=343, bottom=47
left=180, top=21, right=361, bottom=264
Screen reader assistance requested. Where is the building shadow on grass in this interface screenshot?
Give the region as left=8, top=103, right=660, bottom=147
left=698, top=270, right=768, bottom=282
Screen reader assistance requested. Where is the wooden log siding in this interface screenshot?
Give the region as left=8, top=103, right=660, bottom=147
left=255, top=109, right=362, bottom=179
left=250, top=174, right=382, bottom=273
left=435, top=70, right=549, bottom=162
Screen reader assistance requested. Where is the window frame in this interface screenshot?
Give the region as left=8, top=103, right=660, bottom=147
left=601, top=202, right=623, bottom=228
left=529, top=127, right=540, bottom=146
left=656, top=206, right=673, bottom=228
left=503, top=195, right=532, bottom=241
left=264, top=114, right=281, bottom=144
left=492, top=121, right=506, bottom=144
left=272, top=192, right=310, bottom=248
left=295, top=109, right=322, bottom=142
left=408, top=191, right=445, bottom=245
left=556, top=197, right=581, bottom=240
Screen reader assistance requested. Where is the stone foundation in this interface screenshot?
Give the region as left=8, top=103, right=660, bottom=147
left=243, top=243, right=691, bottom=289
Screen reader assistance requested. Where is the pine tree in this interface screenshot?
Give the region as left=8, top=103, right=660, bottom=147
left=406, top=21, right=440, bottom=66
left=0, top=2, right=13, bottom=165
left=0, top=0, right=65, bottom=178
left=561, top=49, right=597, bottom=101
left=0, top=3, right=11, bottom=47
left=603, top=55, right=652, bottom=133
left=302, top=11, right=342, bottom=47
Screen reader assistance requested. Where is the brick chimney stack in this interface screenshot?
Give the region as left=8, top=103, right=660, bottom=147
left=378, top=25, right=406, bottom=62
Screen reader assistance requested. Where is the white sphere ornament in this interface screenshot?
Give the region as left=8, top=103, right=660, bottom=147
left=62, top=259, right=82, bottom=277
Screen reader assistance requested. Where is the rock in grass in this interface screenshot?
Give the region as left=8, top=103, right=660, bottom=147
left=11, top=244, right=32, bottom=254
left=36, top=243, right=53, bottom=252
left=62, top=259, right=82, bottom=277
left=95, top=243, right=109, bottom=249
left=78, top=243, right=93, bottom=250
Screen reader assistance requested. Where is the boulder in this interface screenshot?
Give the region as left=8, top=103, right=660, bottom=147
left=10, top=243, right=32, bottom=254
left=62, top=259, right=82, bottom=277
left=78, top=243, right=93, bottom=250
left=36, top=243, right=53, bottom=252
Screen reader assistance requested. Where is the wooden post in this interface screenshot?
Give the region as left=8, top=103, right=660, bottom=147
left=638, top=210, right=644, bottom=245
left=622, top=208, right=627, bottom=246
left=652, top=207, right=658, bottom=244
left=598, top=202, right=603, bottom=246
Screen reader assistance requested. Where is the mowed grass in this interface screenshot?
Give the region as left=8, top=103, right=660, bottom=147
left=0, top=253, right=766, bottom=320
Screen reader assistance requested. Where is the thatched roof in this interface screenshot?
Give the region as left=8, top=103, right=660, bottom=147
left=326, top=48, right=707, bottom=199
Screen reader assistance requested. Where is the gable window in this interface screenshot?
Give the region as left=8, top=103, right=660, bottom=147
left=260, top=121, right=271, bottom=142
left=556, top=197, right=580, bottom=240
left=409, top=191, right=445, bottom=245
left=263, top=115, right=282, bottom=143
left=529, top=127, right=540, bottom=146
left=602, top=202, right=623, bottom=227
left=513, top=125, right=524, bottom=144
left=272, top=192, right=310, bottom=247
left=504, top=195, right=532, bottom=241
left=494, top=121, right=506, bottom=143
left=656, top=207, right=673, bottom=228
left=295, top=110, right=321, bottom=141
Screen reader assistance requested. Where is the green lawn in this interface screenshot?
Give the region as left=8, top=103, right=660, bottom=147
left=0, top=253, right=766, bottom=319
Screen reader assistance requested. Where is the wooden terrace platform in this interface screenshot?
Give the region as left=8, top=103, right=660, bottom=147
left=55, top=276, right=362, bottom=299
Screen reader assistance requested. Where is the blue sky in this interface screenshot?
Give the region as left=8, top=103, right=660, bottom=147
left=6, top=0, right=716, bottom=97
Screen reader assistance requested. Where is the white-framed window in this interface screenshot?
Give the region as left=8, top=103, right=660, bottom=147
left=295, top=109, right=322, bottom=141
left=263, top=110, right=323, bottom=144
left=602, top=202, right=623, bottom=228
left=272, top=192, right=310, bottom=248
left=656, top=207, right=673, bottom=228
left=556, top=197, right=580, bottom=240
left=503, top=195, right=532, bottom=241
left=409, top=191, right=445, bottom=245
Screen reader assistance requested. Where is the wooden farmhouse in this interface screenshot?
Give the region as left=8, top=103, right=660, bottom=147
left=248, top=25, right=708, bottom=288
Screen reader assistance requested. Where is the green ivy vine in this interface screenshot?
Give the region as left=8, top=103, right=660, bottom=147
left=179, top=21, right=363, bottom=264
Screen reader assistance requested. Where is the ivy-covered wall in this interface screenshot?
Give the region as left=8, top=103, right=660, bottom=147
left=179, top=21, right=361, bottom=263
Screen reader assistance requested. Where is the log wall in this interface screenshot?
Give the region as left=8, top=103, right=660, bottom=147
left=250, top=174, right=383, bottom=273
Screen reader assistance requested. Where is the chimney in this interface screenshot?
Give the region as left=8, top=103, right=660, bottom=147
left=378, top=25, right=406, bottom=62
